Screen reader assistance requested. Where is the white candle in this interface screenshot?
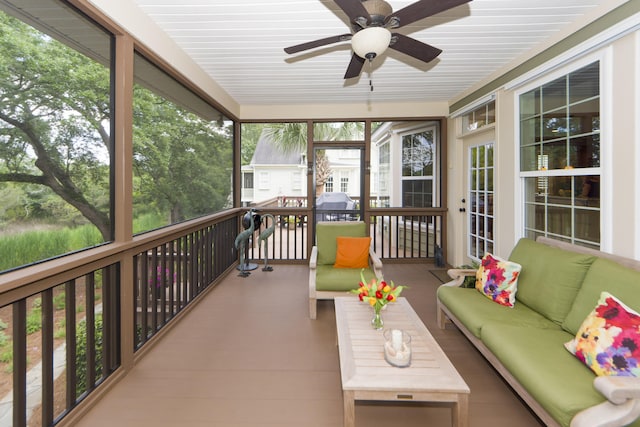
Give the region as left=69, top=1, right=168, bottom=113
left=391, top=329, right=402, bottom=352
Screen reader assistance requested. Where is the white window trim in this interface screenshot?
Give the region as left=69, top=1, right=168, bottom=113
left=514, top=49, right=609, bottom=250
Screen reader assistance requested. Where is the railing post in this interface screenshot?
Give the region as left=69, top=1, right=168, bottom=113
left=121, top=256, right=135, bottom=370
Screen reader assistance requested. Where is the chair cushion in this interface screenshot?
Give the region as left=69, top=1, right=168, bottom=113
left=334, top=236, right=371, bottom=269
left=316, top=221, right=367, bottom=265
left=315, top=265, right=376, bottom=292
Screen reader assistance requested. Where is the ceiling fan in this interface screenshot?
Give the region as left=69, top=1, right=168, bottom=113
left=284, top=0, right=472, bottom=79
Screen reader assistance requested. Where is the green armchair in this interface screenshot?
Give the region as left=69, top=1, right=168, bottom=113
left=309, top=221, right=383, bottom=319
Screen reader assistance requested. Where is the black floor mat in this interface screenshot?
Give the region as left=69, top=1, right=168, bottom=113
left=429, top=269, right=450, bottom=284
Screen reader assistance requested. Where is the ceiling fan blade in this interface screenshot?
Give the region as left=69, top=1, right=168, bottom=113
left=284, top=34, right=352, bottom=54
left=389, top=33, right=442, bottom=63
left=334, top=0, right=370, bottom=26
left=387, top=0, right=472, bottom=28
left=344, top=53, right=365, bottom=79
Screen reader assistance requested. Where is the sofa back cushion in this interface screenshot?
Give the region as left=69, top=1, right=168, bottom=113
left=508, top=238, right=596, bottom=325
left=316, top=221, right=367, bottom=266
left=563, top=258, right=640, bottom=335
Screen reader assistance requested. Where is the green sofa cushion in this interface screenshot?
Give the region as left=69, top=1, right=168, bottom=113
left=315, top=265, right=376, bottom=292
left=437, top=286, right=559, bottom=338
left=563, top=258, right=640, bottom=335
left=316, top=221, right=367, bottom=266
left=508, top=238, right=596, bottom=325
left=480, top=323, right=605, bottom=427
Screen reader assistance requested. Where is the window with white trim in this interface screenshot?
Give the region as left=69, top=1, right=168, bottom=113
left=340, top=176, right=349, bottom=193
left=324, top=176, right=334, bottom=193
left=519, top=61, right=600, bottom=248
left=402, top=128, right=435, bottom=208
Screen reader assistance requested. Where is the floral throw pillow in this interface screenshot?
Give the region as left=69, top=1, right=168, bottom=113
left=565, top=292, right=640, bottom=377
left=475, top=253, right=522, bottom=307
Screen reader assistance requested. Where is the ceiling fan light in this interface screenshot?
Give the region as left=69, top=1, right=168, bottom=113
left=351, top=27, right=391, bottom=60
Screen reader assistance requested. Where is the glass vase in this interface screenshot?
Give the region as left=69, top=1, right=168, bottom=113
left=371, top=305, right=384, bottom=330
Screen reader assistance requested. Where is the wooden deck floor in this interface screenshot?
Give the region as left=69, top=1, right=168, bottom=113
left=76, top=264, right=544, bottom=427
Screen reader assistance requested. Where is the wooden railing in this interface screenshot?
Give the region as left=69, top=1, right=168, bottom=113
left=0, top=206, right=446, bottom=426
left=0, top=210, right=239, bottom=426
left=242, top=206, right=448, bottom=264
left=133, top=216, right=238, bottom=349
left=369, top=208, right=447, bottom=261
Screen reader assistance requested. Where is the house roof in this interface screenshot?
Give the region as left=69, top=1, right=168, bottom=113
left=251, top=132, right=303, bottom=166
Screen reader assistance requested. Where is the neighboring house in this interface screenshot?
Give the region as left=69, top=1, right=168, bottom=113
left=241, top=131, right=306, bottom=206
left=242, top=131, right=362, bottom=206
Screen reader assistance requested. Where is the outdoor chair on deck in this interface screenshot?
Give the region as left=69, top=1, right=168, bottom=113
left=309, top=221, right=383, bottom=319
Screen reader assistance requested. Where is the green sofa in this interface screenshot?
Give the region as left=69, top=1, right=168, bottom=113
left=437, top=237, right=640, bottom=427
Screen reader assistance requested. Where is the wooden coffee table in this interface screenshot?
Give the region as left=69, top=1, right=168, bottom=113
left=334, top=297, right=470, bottom=427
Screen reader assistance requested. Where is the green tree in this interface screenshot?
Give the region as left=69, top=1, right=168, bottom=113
left=240, top=123, right=266, bottom=166
left=0, top=11, right=232, bottom=243
left=132, top=85, right=232, bottom=224
left=0, top=12, right=112, bottom=239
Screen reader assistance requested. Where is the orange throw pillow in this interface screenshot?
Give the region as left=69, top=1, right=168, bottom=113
left=334, top=236, right=371, bottom=269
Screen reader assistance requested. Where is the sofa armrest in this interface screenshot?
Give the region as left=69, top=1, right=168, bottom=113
left=594, top=376, right=640, bottom=405
left=442, top=268, right=477, bottom=287
left=310, top=246, right=318, bottom=269
left=570, top=377, right=640, bottom=427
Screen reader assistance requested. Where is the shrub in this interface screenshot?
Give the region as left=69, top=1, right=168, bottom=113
left=0, top=331, right=8, bottom=347
left=75, top=314, right=103, bottom=396
left=26, top=306, right=42, bottom=334
left=53, top=292, right=66, bottom=310
left=0, top=348, right=12, bottom=364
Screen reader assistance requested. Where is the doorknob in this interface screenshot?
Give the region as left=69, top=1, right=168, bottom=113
left=459, top=208, right=466, bottom=212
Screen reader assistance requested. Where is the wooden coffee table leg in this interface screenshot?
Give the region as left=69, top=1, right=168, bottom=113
left=452, top=393, right=469, bottom=427
left=343, top=390, right=355, bottom=427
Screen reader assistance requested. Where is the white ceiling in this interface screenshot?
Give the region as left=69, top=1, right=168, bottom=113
left=131, top=0, right=610, bottom=106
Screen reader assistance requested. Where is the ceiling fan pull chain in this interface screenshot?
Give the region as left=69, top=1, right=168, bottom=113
left=368, top=59, right=374, bottom=92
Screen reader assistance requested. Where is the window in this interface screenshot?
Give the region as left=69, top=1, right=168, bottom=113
left=0, top=3, right=113, bottom=272
left=402, top=129, right=436, bottom=208
left=462, top=100, right=495, bottom=133
left=519, top=62, right=600, bottom=248
left=324, top=176, right=334, bottom=193
left=375, top=141, right=390, bottom=207
left=258, top=171, right=269, bottom=190
left=340, top=176, right=349, bottom=193
left=132, top=53, right=232, bottom=233
left=292, top=171, right=301, bottom=191
left=243, top=173, right=254, bottom=189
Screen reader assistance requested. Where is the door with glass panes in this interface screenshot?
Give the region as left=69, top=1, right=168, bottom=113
left=467, top=143, right=495, bottom=260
